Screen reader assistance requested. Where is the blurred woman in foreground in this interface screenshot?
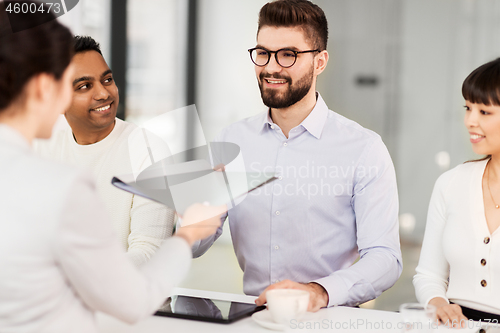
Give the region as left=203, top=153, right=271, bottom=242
left=0, top=2, right=224, bottom=332
left=414, top=58, right=500, bottom=328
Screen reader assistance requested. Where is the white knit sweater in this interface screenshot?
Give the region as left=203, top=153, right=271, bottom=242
left=414, top=159, right=500, bottom=315
left=34, top=118, right=175, bottom=266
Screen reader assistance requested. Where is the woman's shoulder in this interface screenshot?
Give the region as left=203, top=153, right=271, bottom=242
left=435, top=159, right=487, bottom=190
left=449, top=159, right=487, bottom=176
left=27, top=152, right=95, bottom=197
left=3, top=152, right=96, bottom=231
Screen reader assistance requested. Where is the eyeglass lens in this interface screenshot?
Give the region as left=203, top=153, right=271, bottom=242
left=251, top=49, right=297, bottom=68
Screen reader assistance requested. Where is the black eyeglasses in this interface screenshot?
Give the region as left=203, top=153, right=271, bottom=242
left=248, top=47, right=320, bottom=68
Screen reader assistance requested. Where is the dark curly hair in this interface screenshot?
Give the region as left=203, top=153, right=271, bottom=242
left=74, top=35, right=103, bottom=55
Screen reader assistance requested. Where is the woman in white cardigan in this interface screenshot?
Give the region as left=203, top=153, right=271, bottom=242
left=414, top=58, right=500, bottom=328
left=0, top=2, right=224, bottom=332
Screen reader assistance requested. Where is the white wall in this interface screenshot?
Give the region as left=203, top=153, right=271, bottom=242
left=397, top=0, right=500, bottom=240
left=196, top=0, right=269, bottom=142
left=126, top=0, right=187, bottom=122
left=57, top=0, right=111, bottom=62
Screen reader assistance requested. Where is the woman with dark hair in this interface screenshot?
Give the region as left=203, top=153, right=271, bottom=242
left=414, top=58, right=500, bottom=328
left=0, top=2, right=224, bottom=332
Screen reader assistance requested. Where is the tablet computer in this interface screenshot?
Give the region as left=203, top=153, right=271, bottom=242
left=154, top=295, right=265, bottom=324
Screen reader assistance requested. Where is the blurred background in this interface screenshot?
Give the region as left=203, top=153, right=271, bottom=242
left=56, top=0, right=500, bottom=311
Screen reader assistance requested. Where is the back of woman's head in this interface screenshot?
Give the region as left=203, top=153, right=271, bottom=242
left=462, top=58, right=500, bottom=106
left=0, top=0, right=73, bottom=111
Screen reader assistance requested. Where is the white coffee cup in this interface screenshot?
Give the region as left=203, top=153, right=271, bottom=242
left=266, top=289, right=310, bottom=325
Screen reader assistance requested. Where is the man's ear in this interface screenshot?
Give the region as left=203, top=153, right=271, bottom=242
left=314, top=50, right=329, bottom=76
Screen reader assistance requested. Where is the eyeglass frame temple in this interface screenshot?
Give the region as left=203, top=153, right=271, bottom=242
left=247, top=48, right=320, bottom=67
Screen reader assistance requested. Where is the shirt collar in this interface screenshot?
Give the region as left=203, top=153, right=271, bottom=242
left=300, top=93, right=328, bottom=139
left=259, top=92, right=329, bottom=139
left=68, top=118, right=120, bottom=150
left=261, top=110, right=273, bottom=130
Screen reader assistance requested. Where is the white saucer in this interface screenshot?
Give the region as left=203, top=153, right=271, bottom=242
left=252, top=309, right=286, bottom=331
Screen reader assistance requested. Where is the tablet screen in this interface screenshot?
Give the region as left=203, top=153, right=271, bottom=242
left=154, top=295, right=265, bottom=324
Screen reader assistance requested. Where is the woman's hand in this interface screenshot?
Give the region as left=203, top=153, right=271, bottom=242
left=174, top=203, right=227, bottom=246
left=429, top=297, right=468, bottom=328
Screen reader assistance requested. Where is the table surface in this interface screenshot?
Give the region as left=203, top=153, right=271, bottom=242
left=96, top=288, right=489, bottom=333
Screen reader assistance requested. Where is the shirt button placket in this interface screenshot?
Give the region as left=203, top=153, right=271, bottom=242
left=478, top=236, right=490, bottom=291
left=271, top=135, right=287, bottom=288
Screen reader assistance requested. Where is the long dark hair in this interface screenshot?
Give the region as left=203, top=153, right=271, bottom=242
left=0, top=0, right=74, bottom=111
left=462, top=58, right=500, bottom=163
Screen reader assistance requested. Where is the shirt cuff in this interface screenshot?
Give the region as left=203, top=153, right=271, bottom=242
left=190, top=239, right=201, bottom=252
left=311, top=274, right=349, bottom=307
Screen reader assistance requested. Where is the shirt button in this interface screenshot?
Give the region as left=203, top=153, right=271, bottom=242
left=274, top=245, right=279, bottom=250
left=484, top=237, right=490, bottom=244
left=481, top=280, right=487, bottom=287
left=270, top=125, right=275, bottom=129
left=283, top=142, right=288, bottom=146
left=278, top=176, right=283, bottom=180
left=481, top=259, right=487, bottom=266
left=275, top=211, right=280, bottom=216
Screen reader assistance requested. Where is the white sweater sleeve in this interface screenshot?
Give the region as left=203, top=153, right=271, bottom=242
left=54, top=173, right=191, bottom=323
left=413, top=172, right=452, bottom=306
left=126, top=129, right=176, bottom=267
left=127, top=194, right=176, bottom=267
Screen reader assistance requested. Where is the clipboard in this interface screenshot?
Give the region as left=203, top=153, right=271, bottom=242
left=112, top=142, right=276, bottom=213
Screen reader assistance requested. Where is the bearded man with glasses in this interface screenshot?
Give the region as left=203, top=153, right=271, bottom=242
left=194, top=0, right=402, bottom=312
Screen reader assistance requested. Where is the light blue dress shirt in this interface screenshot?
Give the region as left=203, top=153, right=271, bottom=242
left=193, top=93, right=402, bottom=307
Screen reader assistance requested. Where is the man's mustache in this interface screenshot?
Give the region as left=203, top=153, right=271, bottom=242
left=259, top=72, right=291, bottom=82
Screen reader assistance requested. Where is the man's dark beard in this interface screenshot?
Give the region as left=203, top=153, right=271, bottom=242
left=258, top=66, right=314, bottom=109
